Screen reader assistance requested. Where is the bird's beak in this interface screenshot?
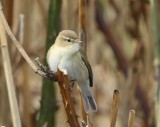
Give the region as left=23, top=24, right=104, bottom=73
left=76, top=39, right=83, bottom=43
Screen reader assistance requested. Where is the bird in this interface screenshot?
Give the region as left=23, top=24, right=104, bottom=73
left=47, top=30, right=97, bottom=113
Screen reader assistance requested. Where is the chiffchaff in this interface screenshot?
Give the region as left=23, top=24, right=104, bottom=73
left=47, top=30, right=97, bottom=112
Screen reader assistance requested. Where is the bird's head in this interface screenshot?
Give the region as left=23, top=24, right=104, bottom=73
left=55, top=30, right=82, bottom=47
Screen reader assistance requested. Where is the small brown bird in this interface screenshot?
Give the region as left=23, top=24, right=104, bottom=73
left=47, top=30, right=97, bottom=112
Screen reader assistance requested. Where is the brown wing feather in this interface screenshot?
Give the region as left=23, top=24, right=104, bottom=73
left=80, top=48, right=93, bottom=87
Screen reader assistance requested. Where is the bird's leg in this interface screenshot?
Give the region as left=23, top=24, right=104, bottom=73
left=35, top=57, right=48, bottom=72
left=35, top=57, right=58, bottom=81
left=69, top=80, right=75, bottom=92
left=35, top=57, right=54, bottom=73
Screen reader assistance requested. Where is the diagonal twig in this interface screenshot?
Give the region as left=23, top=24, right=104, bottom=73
left=0, top=2, right=46, bottom=77
left=0, top=2, right=57, bottom=82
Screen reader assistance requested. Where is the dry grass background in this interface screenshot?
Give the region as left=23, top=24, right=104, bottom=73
left=0, top=0, right=159, bottom=127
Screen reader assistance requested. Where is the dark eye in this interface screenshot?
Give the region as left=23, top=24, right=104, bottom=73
left=67, top=39, right=71, bottom=42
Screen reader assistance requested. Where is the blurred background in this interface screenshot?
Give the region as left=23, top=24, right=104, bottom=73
left=0, top=0, right=159, bottom=127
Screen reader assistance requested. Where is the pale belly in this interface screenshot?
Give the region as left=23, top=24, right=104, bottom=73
left=58, top=55, right=89, bottom=82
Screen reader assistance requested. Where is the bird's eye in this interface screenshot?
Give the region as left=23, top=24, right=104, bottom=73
left=67, top=39, right=71, bottom=42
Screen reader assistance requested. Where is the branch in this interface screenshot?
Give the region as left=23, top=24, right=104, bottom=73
left=57, top=70, right=80, bottom=127
left=0, top=2, right=57, bottom=81
left=0, top=2, right=83, bottom=127
left=35, top=57, right=57, bottom=81
left=0, top=3, right=46, bottom=78
left=12, top=14, right=24, bottom=71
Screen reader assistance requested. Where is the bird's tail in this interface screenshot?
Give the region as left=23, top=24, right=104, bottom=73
left=79, top=83, right=97, bottom=113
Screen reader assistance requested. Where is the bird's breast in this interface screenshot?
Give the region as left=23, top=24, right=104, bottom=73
left=47, top=46, right=89, bottom=82
left=59, top=53, right=89, bottom=82
left=47, top=46, right=62, bottom=73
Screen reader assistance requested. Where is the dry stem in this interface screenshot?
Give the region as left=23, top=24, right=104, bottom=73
left=80, top=95, right=87, bottom=124
left=78, top=0, right=88, bottom=124
left=57, top=70, right=80, bottom=127
left=0, top=2, right=57, bottom=81
left=0, top=2, right=57, bottom=126
left=79, top=0, right=86, bottom=50
left=87, top=116, right=94, bottom=127
left=0, top=2, right=94, bottom=127
left=128, top=110, right=135, bottom=127
left=0, top=2, right=46, bottom=78
left=109, top=89, right=120, bottom=127
left=0, top=20, right=21, bottom=127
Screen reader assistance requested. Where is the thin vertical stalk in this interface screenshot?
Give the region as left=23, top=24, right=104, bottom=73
left=128, top=110, right=135, bottom=127
left=150, top=0, right=160, bottom=127
left=0, top=20, right=21, bottom=127
left=18, top=14, right=32, bottom=127
left=38, top=0, right=61, bottom=127
left=22, top=65, right=32, bottom=127
left=80, top=95, right=87, bottom=123
left=0, top=3, right=47, bottom=77
left=87, top=116, right=93, bottom=127
left=79, top=0, right=88, bottom=123
left=109, top=90, right=120, bottom=127
left=57, top=70, right=80, bottom=127
left=79, top=0, right=87, bottom=50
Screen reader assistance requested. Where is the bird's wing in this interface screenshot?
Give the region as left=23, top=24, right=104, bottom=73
left=80, top=48, right=93, bottom=87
